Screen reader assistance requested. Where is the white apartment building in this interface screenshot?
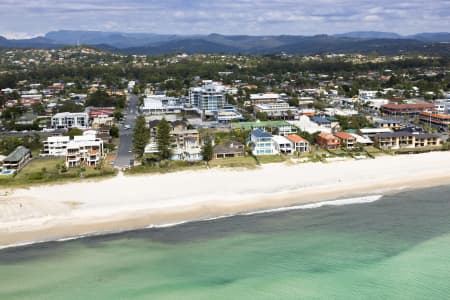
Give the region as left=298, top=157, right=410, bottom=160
left=358, top=90, right=378, bottom=100
left=189, top=80, right=226, bottom=112
left=51, top=112, right=89, bottom=129
left=250, top=93, right=280, bottom=105
left=41, top=136, right=71, bottom=156
left=66, top=134, right=104, bottom=168
left=272, top=135, right=293, bottom=155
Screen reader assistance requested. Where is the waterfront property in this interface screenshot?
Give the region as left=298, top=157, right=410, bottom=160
left=373, top=132, right=442, bottom=150
left=41, top=136, right=71, bottom=156
left=249, top=129, right=277, bottom=156
left=334, top=132, right=357, bottom=149
left=285, top=134, right=310, bottom=153
left=316, top=132, right=341, bottom=150
left=213, top=141, right=245, bottom=159
left=272, top=135, right=293, bottom=155
left=1, top=146, right=31, bottom=173
left=65, top=135, right=104, bottom=167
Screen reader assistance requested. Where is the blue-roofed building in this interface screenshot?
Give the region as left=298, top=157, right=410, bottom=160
left=249, top=129, right=278, bottom=155
left=311, top=116, right=331, bottom=126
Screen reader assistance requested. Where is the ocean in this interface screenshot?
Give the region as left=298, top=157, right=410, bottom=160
left=1, top=185, right=450, bottom=299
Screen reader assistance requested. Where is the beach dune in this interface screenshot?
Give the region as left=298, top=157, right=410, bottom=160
left=1, top=152, right=450, bottom=248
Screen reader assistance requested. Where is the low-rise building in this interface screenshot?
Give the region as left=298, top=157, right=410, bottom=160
left=1, top=146, right=31, bottom=173
left=373, top=132, right=441, bottom=150
left=375, top=119, right=402, bottom=130
left=419, top=112, right=450, bottom=129
left=381, top=102, right=434, bottom=116
left=250, top=93, right=280, bottom=105
left=213, top=141, right=245, bottom=159
left=317, top=132, right=341, bottom=150
left=285, top=134, right=310, bottom=153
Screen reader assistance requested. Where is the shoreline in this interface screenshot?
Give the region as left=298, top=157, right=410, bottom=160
left=1, top=152, right=450, bottom=249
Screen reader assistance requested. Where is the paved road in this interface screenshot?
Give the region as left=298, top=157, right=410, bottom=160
left=114, top=94, right=139, bottom=168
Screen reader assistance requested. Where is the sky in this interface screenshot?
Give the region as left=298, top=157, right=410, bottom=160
left=0, top=0, right=449, bottom=38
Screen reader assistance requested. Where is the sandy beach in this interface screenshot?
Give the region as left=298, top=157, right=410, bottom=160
left=1, top=151, right=450, bottom=248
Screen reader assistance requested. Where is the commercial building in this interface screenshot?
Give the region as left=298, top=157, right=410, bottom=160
left=381, top=103, right=434, bottom=116
left=419, top=112, right=450, bottom=129
left=249, top=93, right=280, bottom=105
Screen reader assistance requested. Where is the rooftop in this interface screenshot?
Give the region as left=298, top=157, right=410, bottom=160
left=251, top=128, right=272, bottom=138
left=231, top=120, right=291, bottom=130
left=3, top=146, right=30, bottom=163
left=285, top=134, right=308, bottom=143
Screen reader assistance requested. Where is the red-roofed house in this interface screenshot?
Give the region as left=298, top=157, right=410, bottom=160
left=334, top=132, right=356, bottom=149
left=285, top=134, right=310, bottom=153
left=317, top=132, right=340, bottom=150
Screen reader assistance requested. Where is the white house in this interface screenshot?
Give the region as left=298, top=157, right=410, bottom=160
left=51, top=112, right=89, bottom=129
left=272, top=135, right=293, bottom=155
left=249, top=129, right=278, bottom=156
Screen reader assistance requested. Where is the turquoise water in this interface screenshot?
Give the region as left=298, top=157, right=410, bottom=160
left=1, top=186, right=450, bottom=299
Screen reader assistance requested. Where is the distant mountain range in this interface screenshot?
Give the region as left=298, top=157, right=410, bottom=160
left=0, top=30, right=449, bottom=56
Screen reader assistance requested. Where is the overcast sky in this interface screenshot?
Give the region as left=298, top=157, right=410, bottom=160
left=1, top=0, right=449, bottom=38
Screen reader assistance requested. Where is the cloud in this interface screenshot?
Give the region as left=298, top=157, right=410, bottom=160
left=0, top=0, right=448, bottom=37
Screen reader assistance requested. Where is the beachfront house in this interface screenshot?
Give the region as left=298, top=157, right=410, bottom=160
left=249, top=129, right=277, bottom=156
left=285, top=134, right=310, bottom=153
left=213, top=141, right=245, bottom=159
left=316, top=132, right=340, bottom=150
left=334, top=132, right=357, bottom=149
left=1, top=146, right=31, bottom=173
left=272, top=135, right=293, bottom=155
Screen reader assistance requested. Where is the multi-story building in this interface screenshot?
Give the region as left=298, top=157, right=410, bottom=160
left=334, top=132, right=356, bottom=149
left=254, top=101, right=297, bottom=119
left=41, top=136, right=71, bottom=156
left=51, top=112, right=89, bottom=129
left=1, top=146, right=31, bottom=173
left=249, top=93, right=280, bottom=105
left=249, top=129, right=277, bottom=156
left=317, top=132, right=341, bottom=150
left=285, top=135, right=310, bottom=153
left=272, top=135, right=293, bottom=155
left=419, top=112, right=450, bottom=130
left=373, top=132, right=441, bottom=150
left=65, top=135, right=104, bottom=168
left=189, top=80, right=226, bottom=112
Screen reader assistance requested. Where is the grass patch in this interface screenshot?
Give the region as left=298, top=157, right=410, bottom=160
left=208, top=156, right=257, bottom=169
left=0, top=157, right=116, bottom=188
left=126, top=160, right=207, bottom=175
left=392, top=145, right=445, bottom=154
left=256, top=155, right=288, bottom=164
